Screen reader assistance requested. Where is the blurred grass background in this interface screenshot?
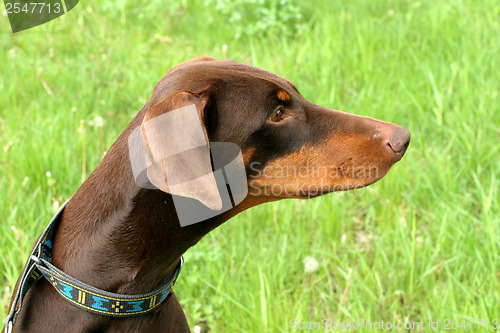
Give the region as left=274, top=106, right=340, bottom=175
left=1, top=0, right=499, bottom=331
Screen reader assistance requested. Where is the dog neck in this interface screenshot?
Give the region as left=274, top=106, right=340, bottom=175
left=50, top=128, right=258, bottom=296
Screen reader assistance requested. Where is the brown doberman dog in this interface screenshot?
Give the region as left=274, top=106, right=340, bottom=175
left=6, top=57, right=409, bottom=332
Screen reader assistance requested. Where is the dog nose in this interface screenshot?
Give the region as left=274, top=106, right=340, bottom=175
left=387, top=126, right=410, bottom=156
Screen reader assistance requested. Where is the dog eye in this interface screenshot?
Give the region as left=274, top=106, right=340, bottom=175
left=269, top=108, right=285, bottom=122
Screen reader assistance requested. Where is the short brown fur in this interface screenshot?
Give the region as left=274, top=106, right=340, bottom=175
left=7, top=57, right=409, bottom=332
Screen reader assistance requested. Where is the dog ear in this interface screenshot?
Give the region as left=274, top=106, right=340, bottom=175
left=140, top=90, right=222, bottom=210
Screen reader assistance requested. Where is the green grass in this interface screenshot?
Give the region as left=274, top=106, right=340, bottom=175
left=1, top=0, right=499, bottom=331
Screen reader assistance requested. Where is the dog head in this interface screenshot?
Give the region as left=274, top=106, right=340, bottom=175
left=131, top=57, right=410, bottom=213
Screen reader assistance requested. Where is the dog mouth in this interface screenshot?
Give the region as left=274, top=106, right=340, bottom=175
left=246, top=159, right=395, bottom=199
left=297, top=181, right=374, bottom=198
left=301, top=164, right=396, bottom=198
left=248, top=177, right=383, bottom=199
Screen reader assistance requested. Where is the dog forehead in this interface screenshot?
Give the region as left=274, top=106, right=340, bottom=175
left=174, top=59, right=292, bottom=89
left=150, top=59, right=297, bottom=107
